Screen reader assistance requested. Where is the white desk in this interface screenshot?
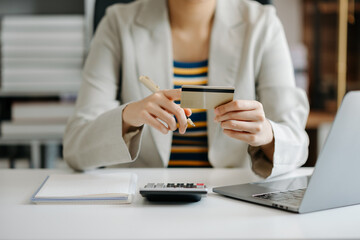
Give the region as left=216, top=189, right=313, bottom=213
left=1, top=168, right=359, bottom=239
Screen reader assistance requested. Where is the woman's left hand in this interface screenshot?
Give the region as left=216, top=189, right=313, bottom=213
left=214, top=100, right=274, bottom=147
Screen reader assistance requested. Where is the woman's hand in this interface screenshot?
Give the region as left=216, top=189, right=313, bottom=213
left=122, top=89, right=191, bottom=135
left=214, top=100, right=274, bottom=147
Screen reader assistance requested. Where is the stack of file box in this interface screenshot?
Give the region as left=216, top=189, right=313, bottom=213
left=0, top=15, right=85, bottom=93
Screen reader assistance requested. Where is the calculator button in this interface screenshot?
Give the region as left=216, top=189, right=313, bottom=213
left=155, top=183, right=165, bottom=188
left=145, top=183, right=155, bottom=188
left=167, top=183, right=175, bottom=188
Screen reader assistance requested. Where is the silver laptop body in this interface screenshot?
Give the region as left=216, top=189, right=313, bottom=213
left=213, top=91, right=360, bottom=213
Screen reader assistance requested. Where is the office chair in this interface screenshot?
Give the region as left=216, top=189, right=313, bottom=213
left=256, top=0, right=272, bottom=5
left=94, top=0, right=133, bottom=32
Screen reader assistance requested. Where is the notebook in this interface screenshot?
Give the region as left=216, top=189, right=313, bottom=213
left=31, top=172, right=137, bottom=204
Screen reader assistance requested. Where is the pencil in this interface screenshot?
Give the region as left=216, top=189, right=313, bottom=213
left=139, top=75, right=196, bottom=127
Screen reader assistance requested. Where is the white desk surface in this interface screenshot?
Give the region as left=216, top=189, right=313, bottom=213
left=0, top=167, right=359, bottom=239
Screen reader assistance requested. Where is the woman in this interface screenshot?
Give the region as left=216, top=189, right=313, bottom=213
left=64, top=0, right=309, bottom=178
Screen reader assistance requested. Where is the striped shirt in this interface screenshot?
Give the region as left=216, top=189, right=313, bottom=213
left=168, top=60, right=211, bottom=168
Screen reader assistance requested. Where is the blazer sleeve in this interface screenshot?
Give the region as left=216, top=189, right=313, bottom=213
left=249, top=7, right=310, bottom=178
left=63, top=9, right=143, bottom=171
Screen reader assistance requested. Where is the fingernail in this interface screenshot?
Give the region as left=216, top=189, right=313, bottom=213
left=214, top=108, right=219, bottom=115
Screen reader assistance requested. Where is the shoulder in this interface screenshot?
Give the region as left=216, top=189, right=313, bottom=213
left=234, top=0, right=283, bottom=38
left=236, top=0, right=277, bottom=23
left=104, top=0, right=162, bottom=25
left=104, top=0, right=143, bottom=25
left=217, top=0, right=281, bottom=33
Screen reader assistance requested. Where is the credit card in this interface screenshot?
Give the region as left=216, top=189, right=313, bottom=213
left=180, top=85, right=235, bottom=109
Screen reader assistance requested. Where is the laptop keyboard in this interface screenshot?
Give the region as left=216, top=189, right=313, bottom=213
left=252, top=188, right=306, bottom=206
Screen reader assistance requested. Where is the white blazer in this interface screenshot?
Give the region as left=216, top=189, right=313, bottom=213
left=63, top=0, right=309, bottom=178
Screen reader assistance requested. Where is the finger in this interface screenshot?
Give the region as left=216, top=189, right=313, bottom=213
left=215, top=109, right=265, bottom=122
left=184, top=108, right=192, bottom=117
left=173, top=107, right=188, bottom=134
left=220, top=120, right=262, bottom=134
left=143, top=112, right=169, bottom=134
left=148, top=105, right=177, bottom=131
left=158, top=99, right=188, bottom=134
left=173, top=105, right=191, bottom=117
left=162, top=89, right=181, bottom=101
left=215, top=100, right=261, bottom=116
left=223, top=129, right=260, bottom=146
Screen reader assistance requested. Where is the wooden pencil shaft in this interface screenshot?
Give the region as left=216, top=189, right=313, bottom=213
left=139, top=75, right=160, bottom=93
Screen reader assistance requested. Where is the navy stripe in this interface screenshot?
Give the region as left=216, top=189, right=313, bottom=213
left=174, top=84, right=207, bottom=89
left=183, top=127, right=207, bottom=133
left=168, top=165, right=211, bottom=168
left=170, top=153, right=208, bottom=160
left=172, top=142, right=207, bottom=146
left=182, top=87, right=234, bottom=93
left=174, top=72, right=208, bottom=78
left=185, top=112, right=206, bottom=122
left=172, top=112, right=206, bottom=122
left=172, top=135, right=207, bottom=142
left=174, top=127, right=207, bottom=133
left=173, top=60, right=208, bottom=68
left=173, top=135, right=207, bottom=141
left=173, top=137, right=208, bottom=144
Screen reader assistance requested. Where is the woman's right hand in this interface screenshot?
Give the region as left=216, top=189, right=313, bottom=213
left=122, top=89, right=191, bottom=135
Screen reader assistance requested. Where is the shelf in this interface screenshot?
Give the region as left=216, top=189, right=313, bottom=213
left=318, top=1, right=360, bottom=14
left=0, top=0, right=84, bottom=15
left=0, top=0, right=87, bottom=169
left=0, top=91, right=78, bottom=97
left=306, top=110, right=335, bottom=129
left=305, top=1, right=360, bottom=15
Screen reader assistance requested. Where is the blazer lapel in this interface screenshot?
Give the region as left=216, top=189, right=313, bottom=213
left=207, top=1, right=248, bottom=160
left=132, top=0, right=173, bottom=166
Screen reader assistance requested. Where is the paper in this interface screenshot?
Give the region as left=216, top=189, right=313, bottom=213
left=32, top=173, right=137, bottom=204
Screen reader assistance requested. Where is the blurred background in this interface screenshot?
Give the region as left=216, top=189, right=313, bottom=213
left=0, top=0, right=359, bottom=169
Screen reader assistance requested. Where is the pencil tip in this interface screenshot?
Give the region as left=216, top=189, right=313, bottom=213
left=188, top=118, right=195, bottom=127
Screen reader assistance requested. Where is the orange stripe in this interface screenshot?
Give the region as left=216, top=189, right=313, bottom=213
left=173, top=66, right=208, bottom=75
left=177, top=121, right=207, bottom=128
left=173, top=131, right=207, bottom=137
left=189, top=108, right=206, bottom=113
left=174, top=79, right=208, bottom=86
left=172, top=140, right=207, bottom=145
left=171, top=147, right=208, bottom=153
left=168, top=160, right=211, bottom=167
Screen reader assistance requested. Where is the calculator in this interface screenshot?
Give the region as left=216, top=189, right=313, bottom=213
left=139, top=183, right=208, bottom=202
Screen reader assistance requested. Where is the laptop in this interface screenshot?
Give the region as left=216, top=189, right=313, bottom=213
left=213, top=91, right=360, bottom=213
